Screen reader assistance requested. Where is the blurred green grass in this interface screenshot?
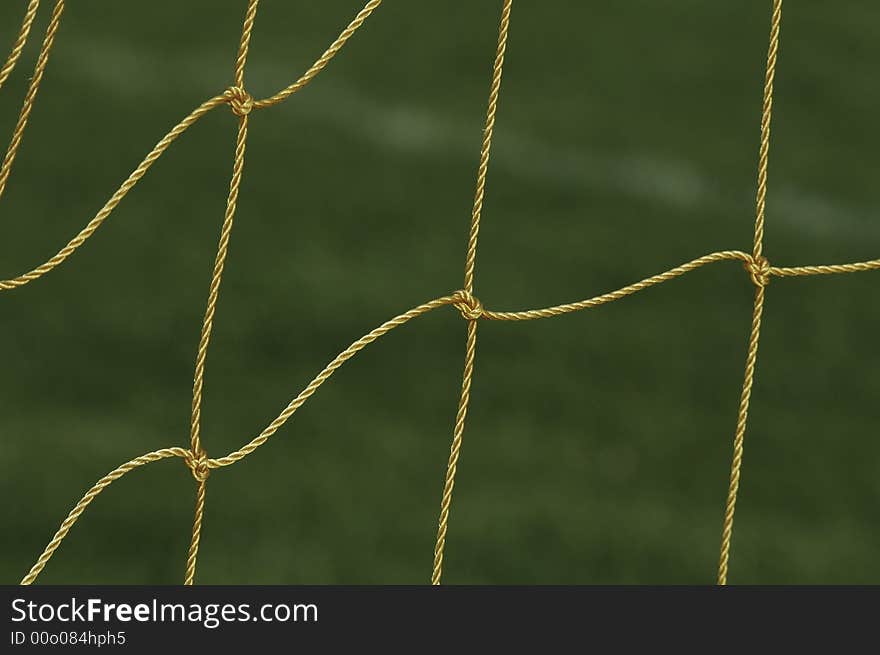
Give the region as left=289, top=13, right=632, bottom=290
left=1, top=1, right=878, bottom=584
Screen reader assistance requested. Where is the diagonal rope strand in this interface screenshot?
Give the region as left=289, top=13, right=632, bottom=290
left=208, top=294, right=462, bottom=469
left=0, top=0, right=42, bottom=91
left=253, top=0, right=383, bottom=110
left=0, top=93, right=228, bottom=291
left=0, top=0, right=65, bottom=203
left=20, top=448, right=190, bottom=585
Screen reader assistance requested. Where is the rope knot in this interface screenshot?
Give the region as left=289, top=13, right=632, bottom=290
left=185, top=449, right=211, bottom=483
left=744, top=255, right=772, bottom=288
left=453, top=290, right=484, bottom=321
left=225, top=86, right=254, bottom=117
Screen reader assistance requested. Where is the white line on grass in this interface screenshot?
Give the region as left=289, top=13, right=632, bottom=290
left=54, top=36, right=880, bottom=244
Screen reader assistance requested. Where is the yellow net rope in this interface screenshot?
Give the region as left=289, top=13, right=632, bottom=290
left=3, top=0, right=878, bottom=586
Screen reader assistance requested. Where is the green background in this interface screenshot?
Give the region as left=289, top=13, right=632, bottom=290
left=1, top=1, right=878, bottom=584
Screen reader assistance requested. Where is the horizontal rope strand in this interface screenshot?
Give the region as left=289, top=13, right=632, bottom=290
left=480, top=250, right=880, bottom=322
left=481, top=250, right=752, bottom=321
left=770, top=258, right=880, bottom=277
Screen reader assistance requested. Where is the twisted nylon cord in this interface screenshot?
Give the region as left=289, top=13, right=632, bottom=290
left=431, top=0, right=513, bottom=586
left=183, top=0, right=261, bottom=585
left=0, top=0, right=41, bottom=90
left=0, top=0, right=65, bottom=203
left=0, top=1, right=381, bottom=292
left=716, top=0, right=783, bottom=586
left=20, top=448, right=190, bottom=585
left=252, top=0, right=384, bottom=111
left=12, top=0, right=386, bottom=584
left=7, top=0, right=879, bottom=586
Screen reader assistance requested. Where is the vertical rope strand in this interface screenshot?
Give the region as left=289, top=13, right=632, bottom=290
left=751, top=0, right=782, bottom=260
left=233, top=0, right=260, bottom=89
left=190, top=54, right=251, bottom=459
left=717, top=285, right=766, bottom=584
left=0, top=0, right=41, bottom=91
left=462, top=0, right=512, bottom=295
left=182, top=109, right=249, bottom=588
left=188, top=114, right=249, bottom=465
left=432, top=0, right=513, bottom=585
left=432, top=319, right=479, bottom=584
left=717, top=0, right=782, bottom=585
left=0, top=0, right=65, bottom=202
left=184, top=0, right=260, bottom=585
left=183, top=480, right=208, bottom=585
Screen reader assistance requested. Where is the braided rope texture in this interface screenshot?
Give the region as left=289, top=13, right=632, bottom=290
left=3, top=0, right=879, bottom=585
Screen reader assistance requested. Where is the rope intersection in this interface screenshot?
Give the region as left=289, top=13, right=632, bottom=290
left=3, top=0, right=878, bottom=585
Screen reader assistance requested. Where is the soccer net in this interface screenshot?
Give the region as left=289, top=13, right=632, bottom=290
left=2, top=0, right=877, bottom=585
